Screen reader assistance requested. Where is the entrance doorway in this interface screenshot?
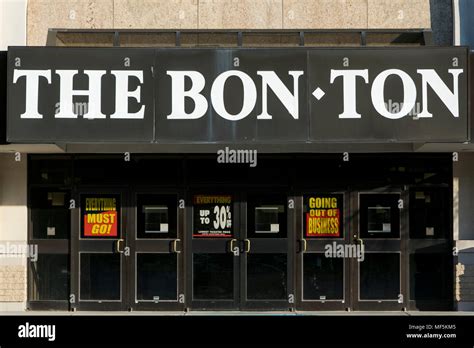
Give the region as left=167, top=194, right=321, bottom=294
left=187, top=191, right=293, bottom=311
left=71, top=189, right=185, bottom=311
left=296, top=190, right=407, bottom=311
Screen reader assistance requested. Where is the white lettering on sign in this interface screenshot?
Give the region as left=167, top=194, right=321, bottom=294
left=55, top=70, right=106, bottom=119
left=167, top=70, right=303, bottom=121
left=371, top=69, right=417, bottom=120
left=12, top=67, right=464, bottom=121
left=110, top=70, right=145, bottom=119
left=12, top=69, right=51, bottom=119
left=330, top=69, right=368, bottom=119
left=166, top=71, right=208, bottom=119
left=417, top=69, right=463, bottom=118
left=13, top=69, right=146, bottom=120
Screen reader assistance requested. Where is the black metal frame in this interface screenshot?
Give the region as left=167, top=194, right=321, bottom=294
left=129, top=188, right=185, bottom=311
left=350, top=188, right=408, bottom=311
left=26, top=155, right=72, bottom=311
left=239, top=190, right=294, bottom=311
left=70, top=187, right=129, bottom=311
left=294, top=189, right=351, bottom=311
left=46, top=29, right=433, bottom=47
left=185, top=187, right=241, bottom=311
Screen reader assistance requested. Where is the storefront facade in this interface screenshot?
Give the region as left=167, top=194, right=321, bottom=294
left=25, top=153, right=454, bottom=312
left=0, top=43, right=467, bottom=312
left=1, top=0, right=474, bottom=313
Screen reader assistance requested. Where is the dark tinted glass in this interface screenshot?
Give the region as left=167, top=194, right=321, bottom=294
left=360, top=253, right=400, bottom=300
left=137, top=194, right=177, bottom=239
left=360, top=194, right=400, bottom=239
left=193, top=254, right=233, bottom=300
left=248, top=195, right=287, bottom=238
left=409, top=188, right=449, bottom=239
left=247, top=253, right=287, bottom=300
left=29, top=158, right=72, bottom=185
left=136, top=253, right=178, bottom=301
left=303, top=254, right=343, bottom=300
left=80, top=253, right=120, bottom=300
left=30, top=254, right=69, bottom=301
left=410, top=253, right=452, bottom=302
left=30, top=188, right=70, bottom=239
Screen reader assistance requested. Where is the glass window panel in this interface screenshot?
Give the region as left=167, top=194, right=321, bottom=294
left=30, top=254, right=69, bottom=301
left=31, top=188, right=70, bottom=239
left=80, top=253, right=120, bottom=301
left=248, top=195, right=287, bottom=238
left=360, top=194, right=400, bottom=239
left=137, top=195, right=177, bottom=239
left=193, top=254, right=233, bottom=300
left=409, top=188, right=449, bottom=239
left=247, top=253, right=287, bottom=300
left=410, top=253, right=452, bottom=302
left=255, top=206, right=283, bottom=234
left=367, top=207, right=392, bottom=233
left=360, top=253, right=400, bottom=300
left=303, top=254, right=343, bottom=300
left=136, top=253, right=177, bottom=301
left=29, top=158, right=72, bottom=185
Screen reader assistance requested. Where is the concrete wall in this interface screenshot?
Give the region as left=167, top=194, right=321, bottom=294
left=0, top=154, right=28, bottom=310
left=26, top=0, right=432, bottom=45
left=0, top=0, right=27, bottom=50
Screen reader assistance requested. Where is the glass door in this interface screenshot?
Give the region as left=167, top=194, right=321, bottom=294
left=187, top=192, right=240, bottom=310
left=130, top=192, right=184, bottom=310
left=71, top=189, right=128, bottom=311
left=351, top=190, right=407, bottom=311
left=241, top=193, right=293, bottom=310
left=296, top=192, right=350, bottom=310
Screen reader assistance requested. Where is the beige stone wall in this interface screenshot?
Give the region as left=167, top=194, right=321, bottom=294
left=27, top=0, right=432, bottom=45
left=456, top=262, right=474, bottom=307
left=0, top=154, right=28, bottom=307
left=0, top=264, right=27, bottom=303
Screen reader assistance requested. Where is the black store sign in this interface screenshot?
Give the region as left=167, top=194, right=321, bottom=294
left=6, top=47, right=469, bottom=143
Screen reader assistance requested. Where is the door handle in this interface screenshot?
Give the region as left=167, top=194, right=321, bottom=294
left=229, top=239, right=237, bottom=253
left=353, top=234, right=364, bottom=247
left=172, top=239, right=181, bottom=254
left=116, top=239, right=124, bottom=254
left=244, top=239, right=251, bottom=253
left=300, top=239, right=307, bottom=253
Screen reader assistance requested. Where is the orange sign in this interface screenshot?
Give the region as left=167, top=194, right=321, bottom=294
left=83, top=197, right=118, bottom=237
left=306, top=196, right=341, bottom=237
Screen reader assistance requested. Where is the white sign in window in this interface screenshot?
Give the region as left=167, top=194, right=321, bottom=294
left=143, top=206, right=169, bottom=233
left=255, top=206, right=283, bottom=234
left=368, top=206, right=391, bottom=233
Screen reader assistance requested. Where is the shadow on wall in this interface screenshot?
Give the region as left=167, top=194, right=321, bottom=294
left=0, top=154, right=27, bottom=206
left=456, top=154, right=474, bottom=240
left=0, top=51, right=6, bottom=145
left=430, top=0, right=453, bottom=46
